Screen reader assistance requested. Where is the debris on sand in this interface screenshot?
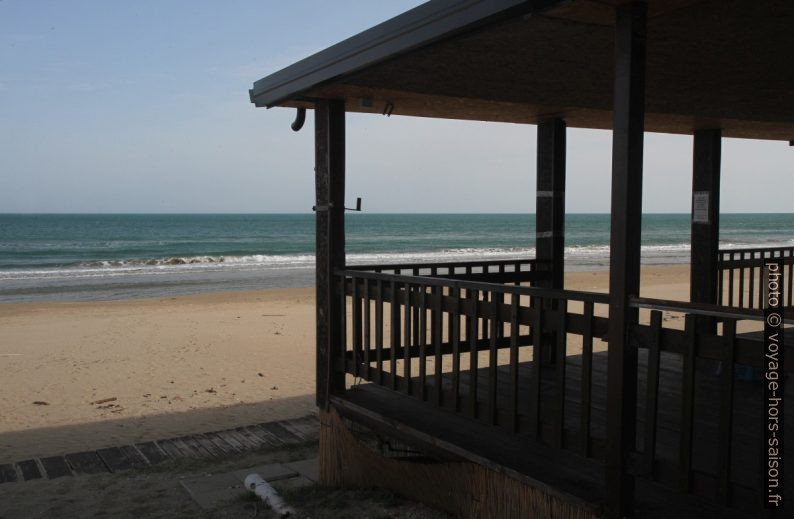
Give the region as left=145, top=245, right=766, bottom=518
left=90, top=397, right=117, bottom=405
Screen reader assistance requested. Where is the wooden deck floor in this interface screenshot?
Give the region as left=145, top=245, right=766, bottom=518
left=338, top=347, right=793, bottom=516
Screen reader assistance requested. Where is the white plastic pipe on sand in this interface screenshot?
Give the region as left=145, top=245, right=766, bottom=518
left=244, top=473, right=296, bottom=517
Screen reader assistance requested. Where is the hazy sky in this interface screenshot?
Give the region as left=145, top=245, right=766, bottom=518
left=1, top=1, right=791, bottom=214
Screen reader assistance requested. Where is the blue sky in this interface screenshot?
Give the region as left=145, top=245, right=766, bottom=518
left=1, top=0, right=791, bottom=213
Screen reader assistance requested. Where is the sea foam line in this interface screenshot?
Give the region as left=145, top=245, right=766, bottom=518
left=0, top=244, right=702, bottom=281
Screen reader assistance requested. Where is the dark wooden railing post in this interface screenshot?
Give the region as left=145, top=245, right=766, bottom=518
left=315, top=99, right=346, bottom=409
left=606, top=2, right=646, bottom=517
left=690, top=128, right=721, bottom=332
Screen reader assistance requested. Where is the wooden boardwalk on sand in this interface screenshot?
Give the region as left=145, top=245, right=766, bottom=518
left=0, top=415, right=319, bottom=484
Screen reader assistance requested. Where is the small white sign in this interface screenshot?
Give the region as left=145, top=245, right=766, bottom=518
left=693, top=192, right=710, bottom=223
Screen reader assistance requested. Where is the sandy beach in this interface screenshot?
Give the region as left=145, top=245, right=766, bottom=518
left=0, top=265, right=691, bottom=462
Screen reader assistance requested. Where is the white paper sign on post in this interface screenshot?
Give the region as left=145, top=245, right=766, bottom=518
left=693, top=191, right=710, bottom=224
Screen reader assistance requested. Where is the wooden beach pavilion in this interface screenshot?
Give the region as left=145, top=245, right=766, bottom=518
left=250, top=1, right=793, bottom=517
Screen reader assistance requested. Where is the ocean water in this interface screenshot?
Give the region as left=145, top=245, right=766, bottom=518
left=0, top=213, right=792, bottom=302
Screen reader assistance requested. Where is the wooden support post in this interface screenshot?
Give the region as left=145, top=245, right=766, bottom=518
left=536, top=118, right=566, bottom=365
left=690, top=129, right=721, bottom=332
left=536, top=117, right=566, bottom=290
left=315, top=99, right=346, bottom=409
left=606, top=2, right=646, bottom=517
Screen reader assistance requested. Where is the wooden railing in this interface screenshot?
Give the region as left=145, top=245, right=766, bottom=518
left=717, top=245, right=794, bottom=310
left=350, top=258, right=542, bottom=285
left=332, top=263, right=789, bottom=513
left=337, top=266, right=611, bottom=459
left=629, top=296, right=791, bottom=509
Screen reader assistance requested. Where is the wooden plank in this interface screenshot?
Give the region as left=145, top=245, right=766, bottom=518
left=433, top=285, right=443, bottom=407
left=156, top=439, right=190, bottom=459
left=403, top=283, right=412, bottom=395
left=364, top=278, right=371, bottom=380
left=352, top=277, right=362, bottom=378
left=488, top=292, right=499, bottom=424
left=65, top=451, right=108, bottom=475
left=245, top=425, right=284, bottom=448
left=0, top=464, right=18, bottom=483
left=259, top=421, right=302, bottom=445
left=747, top=267, right=756, bottom=308
left=606, top=2, right=646, bottom=515
left=390, top=281, right=400, bottom=391
left=172, top=436, right=207, bottom=458
left=234, top=427, right=268, bottom=449
left=716, top=319, right=736, bottom=505
left=510, top=293, right=520, bottom=432
left=643, top=310, right=662, bottom=476
left=97, top=447, right=134, bottom=471
left=314, top=99, right=346, bottom=409
left=418, top=286, right=428, bottom=401
left=530, top=304, right=544, bottom=439
left=451, top=285, right=461, bottom=412
left=40, top=456, right=72, bottom=479
left=340, top=276, right=347, bottom=377
left=376, top=280, right=384, bottom=385
left=278, top=420, right=311, bottom=442
left=190, top=434, right=223, bottom=458
left=469, top=289, right=479, bottom=419
left=222, top=429, right=259, bottom=451
left=679, top=315, right=697, bottom=492
left=579, top=301, right=594, bottom=457
left=135, top=441, right=170, bottom=465
left=179, top=435, right=214, bottom=458
left=552, top=300, right=567, bottom=447
left=15, top=459, right=42, bottom=481
left=738, top=268, right=745, bottom=308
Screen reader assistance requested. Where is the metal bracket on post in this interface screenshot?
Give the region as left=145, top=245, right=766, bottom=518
left=313, top=197, right=361, bottom=212
left=312, top=202, right=333, bottom=212
left=345, top=197, right=362, bottom=212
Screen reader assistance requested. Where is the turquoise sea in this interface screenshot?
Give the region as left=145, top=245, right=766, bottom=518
left=1, top=213, right=792, bottom=302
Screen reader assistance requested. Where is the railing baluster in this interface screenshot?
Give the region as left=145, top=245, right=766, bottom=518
left=717, top=319, right=736, bottom=505
left=488, top=291, right=499, bottom=424
left=451, top=285, right=461, bottom=412
left=419, top=285, right=427, bottom=401
left=363, top=278, right=371, bottom=380
left=352, top=277, right=361, bottom=378
left=679, top=315, right=696, bottom=492
left=758, top=263, right=765, bottom=309
left=530, top=303, right=543, bottom=439
left=403, top=283, right=412, bottom=395
left=510, top=292, right=520, bottom=432
left=433, top=285, right=443, bottom=407
left=643, top=310, right=662, bottom=476
left=748, top=263, right=755, bottom=310
left=375, top=280, right=384, bottom=385
left=788, top=261, right=793, bottom=307
left=579, top=301, right=594, bottom=457
left=728, top=266, right=734, bottom=306
left=340, top=275, right=347, bottom=373
left=469, top=289, right=479, bottom=419
left=553, top=299, right=567, bottom=448
left=390, top=281, right=399, bottom=390
left=738, top=265, right=745, bottom=308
